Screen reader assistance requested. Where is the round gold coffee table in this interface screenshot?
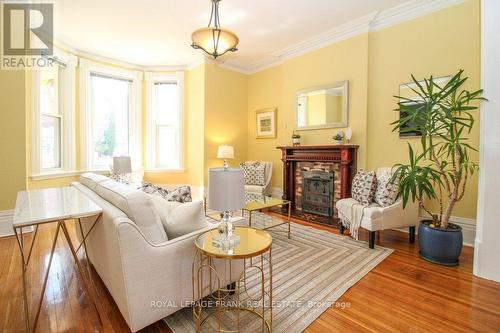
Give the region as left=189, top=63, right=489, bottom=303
left=193, top=226, right=273, bottom=332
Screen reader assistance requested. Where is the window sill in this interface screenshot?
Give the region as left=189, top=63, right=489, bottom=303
left=31, top=170, right=109, bottom=181
left=144, top=168, right=186, bottom=174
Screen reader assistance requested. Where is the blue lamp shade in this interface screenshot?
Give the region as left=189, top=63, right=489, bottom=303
left=208, top=167, right=245, bottom=212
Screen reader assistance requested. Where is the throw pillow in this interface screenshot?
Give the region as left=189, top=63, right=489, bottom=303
left=160, top=200, right=208, bottom=239
left=240, top=162, right=266, bottom=186
left=140, top=182, right=169, bottom=199
left=351, top=169, right=377, bottom=206
left=109, top=173, right=130, bottom=184
left=165, top=185, right=192, bottom=203
left=374, top=171, right=399, bottom=207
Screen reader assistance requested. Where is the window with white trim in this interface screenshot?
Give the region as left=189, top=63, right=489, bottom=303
left=145, top=72, right=184, bottom=170
left=32, top=54, right=77, bottom=177
left=79, top=59, right=142, bottom=171
left=90, top=73, right=131, bottom=167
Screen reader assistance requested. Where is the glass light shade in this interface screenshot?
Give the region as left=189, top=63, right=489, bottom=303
left=191, top=27, right=239, bottom=58
left=217, top=145, right=234, bottom=159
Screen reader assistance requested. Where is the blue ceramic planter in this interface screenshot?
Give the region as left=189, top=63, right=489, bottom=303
left=418, top=220, right=463, bottom=266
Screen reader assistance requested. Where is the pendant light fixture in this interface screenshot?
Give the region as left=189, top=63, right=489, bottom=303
left=191, top=0, right=239, bottom=59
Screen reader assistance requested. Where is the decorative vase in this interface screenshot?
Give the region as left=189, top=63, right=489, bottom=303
left=418, top=220, right=463, bottom=266
left=292, top=137, right=301, bottom=146
left=334, top=140, right=343, bottom=145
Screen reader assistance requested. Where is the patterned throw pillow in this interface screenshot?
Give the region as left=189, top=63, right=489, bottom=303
left=109, top=173, right=130, bottom=184
left=165, top=186, right=192, bottom=203
left=351, top=170, right=377, bottom=206
left=240, top=162, right=266, bottom=186
left=140, top=182, right=169, bottom=199
left=140, top=183, right=192, bottom=203
left=374, top=171, right=399, bottom=207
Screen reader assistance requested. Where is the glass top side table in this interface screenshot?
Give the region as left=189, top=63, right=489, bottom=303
left=193, top=226, right=273, bottom=332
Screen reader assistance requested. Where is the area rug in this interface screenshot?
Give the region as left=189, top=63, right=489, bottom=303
left=164, top=213, right=392, bottom=332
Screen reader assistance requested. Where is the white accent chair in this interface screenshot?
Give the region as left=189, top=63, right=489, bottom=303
left=243, top=161, right=273, bottom=196
left=336, top=167, right=419, bottom=249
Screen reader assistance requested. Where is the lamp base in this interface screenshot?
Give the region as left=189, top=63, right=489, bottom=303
left=218, top=210, right=235, bottom=239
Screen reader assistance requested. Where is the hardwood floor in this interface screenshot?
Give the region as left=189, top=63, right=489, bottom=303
left=1, top=215, right=499, bottom=332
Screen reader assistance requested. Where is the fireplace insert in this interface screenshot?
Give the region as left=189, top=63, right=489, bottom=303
left=301, top=170, right=334, bottom=217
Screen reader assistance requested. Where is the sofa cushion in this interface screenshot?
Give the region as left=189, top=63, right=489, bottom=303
left=95, top=180, right=168, bottom=244
left=240, top=161, right=266, bottom=186
left=244, top=184, right=265, bottom=195
left=351, top=170, right=377, bottom=206
left=374, top=171, right=399, bottom=207
left=152, top=199, right=208, bottom=239
left=80, top=173, right=110, bottom=191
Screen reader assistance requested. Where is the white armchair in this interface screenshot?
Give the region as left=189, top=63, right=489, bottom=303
left=243, top=161, right=273, bottom=196
left=336, top=167, right=419, bottom=249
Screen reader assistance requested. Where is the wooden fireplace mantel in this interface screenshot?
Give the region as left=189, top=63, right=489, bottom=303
left=277, top=145, right=358, bottom=211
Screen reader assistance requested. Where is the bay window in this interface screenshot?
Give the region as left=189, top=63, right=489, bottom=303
left=80, top=59, right=142, bottom=171
left=31, top=54, right=77, bottom=178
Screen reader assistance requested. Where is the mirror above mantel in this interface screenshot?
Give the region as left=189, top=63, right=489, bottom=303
left=296, top=80, right=349, bottom=130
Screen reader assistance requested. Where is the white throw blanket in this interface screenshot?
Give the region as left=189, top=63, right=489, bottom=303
left=337, top=198, right=366, bottom=240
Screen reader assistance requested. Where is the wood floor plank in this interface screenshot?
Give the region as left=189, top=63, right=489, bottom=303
left=1, top=215, right=499, bottom=333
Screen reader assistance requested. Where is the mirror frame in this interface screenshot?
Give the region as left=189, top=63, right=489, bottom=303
left=295, top=80, right=349, bottom=131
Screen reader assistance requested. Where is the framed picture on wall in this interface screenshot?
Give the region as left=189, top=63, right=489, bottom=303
left=256, top=108, right=277, bottom=138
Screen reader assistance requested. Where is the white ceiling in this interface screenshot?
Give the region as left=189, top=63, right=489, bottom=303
left=52, top=0, right=414, bottom=70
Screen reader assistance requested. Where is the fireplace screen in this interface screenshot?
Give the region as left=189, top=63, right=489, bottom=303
left=301, top=171, right=334, bottom=217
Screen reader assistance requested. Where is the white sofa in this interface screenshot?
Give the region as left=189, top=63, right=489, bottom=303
left=72, top=173, right=243, bottom=332
left=336, top=167, right=419, bottom=249
left=243, top=161, right=273, bottom=196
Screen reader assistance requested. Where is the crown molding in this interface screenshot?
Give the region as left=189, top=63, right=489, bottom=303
left=272, top=11, right=378, bottom=61
left=51, top=0, right=464, bottom=76
left=243, top=0, right=465, bottom=74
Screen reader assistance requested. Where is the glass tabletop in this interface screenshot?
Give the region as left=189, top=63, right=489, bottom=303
left=195, top=226, right=272, bottom=259
left=244, top=193, right=289, bottom=211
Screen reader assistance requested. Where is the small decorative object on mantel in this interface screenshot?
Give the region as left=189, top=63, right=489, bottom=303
left=256, top=107, right=277, bottom=139
left=333, top=131, right=344, bottom=145
left=345, top=127, right=353, bottom=143
left=291, top=131, right=301, bottom=146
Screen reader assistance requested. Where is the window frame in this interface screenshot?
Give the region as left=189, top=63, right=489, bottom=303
left=31, top=53, right=77, bottom=178
left=145, top=72, right=185, bottom=172
left=80, top=59, right=142, bottom=171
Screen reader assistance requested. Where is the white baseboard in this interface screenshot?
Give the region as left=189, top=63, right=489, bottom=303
left=397, top=216, right=476, bottom=247
left=0, top=210, right=14, bottom=237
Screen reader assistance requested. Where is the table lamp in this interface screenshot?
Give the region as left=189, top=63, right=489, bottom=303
left=217, top=145, right=234, bottom=169
left=208, top=167, right=245, bottom=239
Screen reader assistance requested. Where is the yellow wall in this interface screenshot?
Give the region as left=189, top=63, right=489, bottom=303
left=0, top=70, right=27, bottom=210
left=203, top=63, right=248, bottom=185
left=247, top=34, right=369, bottom=189
left=366, top=0, right=480, bottom=218
left=1, top=0, right=480, bottom=221
left=246, top=0, right=480, bottom=219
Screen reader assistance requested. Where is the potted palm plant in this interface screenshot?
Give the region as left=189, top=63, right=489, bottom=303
left=392, top=70, right=484, bottom=266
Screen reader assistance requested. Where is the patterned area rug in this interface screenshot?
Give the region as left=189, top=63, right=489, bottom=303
left=164, top=213, right=392, bottom=332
